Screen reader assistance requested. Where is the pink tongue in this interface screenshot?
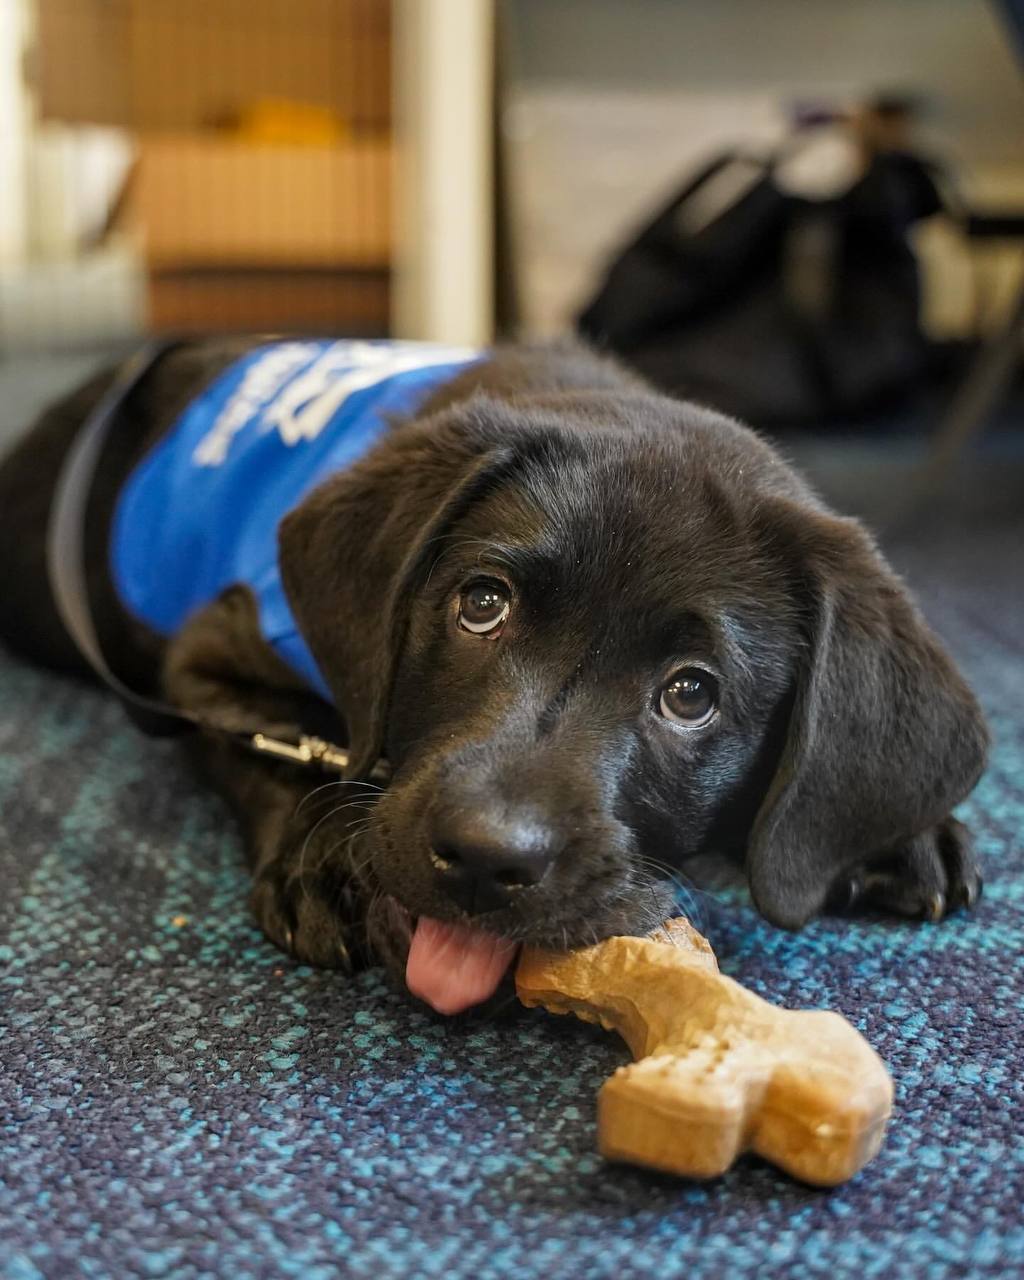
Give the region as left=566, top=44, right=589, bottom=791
left=406, top=917, right=518, bottom=1015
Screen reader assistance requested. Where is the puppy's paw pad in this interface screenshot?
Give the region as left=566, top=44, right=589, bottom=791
left=936, top=817, right=983, bottom=912
left=250, top=872, right=357, bottom=971
left=839, top=818, right=982, bottom=922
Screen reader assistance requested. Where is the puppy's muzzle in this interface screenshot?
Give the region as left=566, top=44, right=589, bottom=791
left=429, top=801, right=562, bottom=915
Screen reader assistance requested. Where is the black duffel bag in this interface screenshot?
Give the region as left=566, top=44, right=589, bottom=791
left=577, top=141, right=945, bottom=426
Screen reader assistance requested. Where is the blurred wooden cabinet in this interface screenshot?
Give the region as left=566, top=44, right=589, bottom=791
left=34, top=0, right=392, bottom=334
left=132, top=135, right=390, bottom=269
left=36, top=0, right=390, bottom=134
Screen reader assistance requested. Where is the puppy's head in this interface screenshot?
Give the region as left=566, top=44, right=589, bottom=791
left=280, top=390, right=987, bottom=1011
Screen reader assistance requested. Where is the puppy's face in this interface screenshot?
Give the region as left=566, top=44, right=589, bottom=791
left=369, top=444, right=798, bottom=958
left=280, top=388, right=986, bottom=1010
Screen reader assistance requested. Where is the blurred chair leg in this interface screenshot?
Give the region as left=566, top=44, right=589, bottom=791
left=922, top=284, right=1024, bottom=493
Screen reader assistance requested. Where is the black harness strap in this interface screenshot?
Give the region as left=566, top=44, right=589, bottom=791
left=46, top=338, right=365, bottom=778
left=48, top=338, right=193, bottom=737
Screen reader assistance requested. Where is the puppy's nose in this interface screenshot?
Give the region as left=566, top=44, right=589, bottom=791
left=429, top=809, right=559, bottom=915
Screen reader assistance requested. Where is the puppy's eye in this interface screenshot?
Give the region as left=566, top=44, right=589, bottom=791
left=457, top=582, right=511, bottom=636
left=658, top=668, right=719, bottom=728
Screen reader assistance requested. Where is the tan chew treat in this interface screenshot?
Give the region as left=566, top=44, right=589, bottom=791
left=516, top=918, right=893, bottom=1186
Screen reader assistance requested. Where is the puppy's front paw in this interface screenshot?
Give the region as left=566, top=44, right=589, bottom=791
left=250, top=862, right=361, bottom=971
left=831, top=817, right=982, bottom=921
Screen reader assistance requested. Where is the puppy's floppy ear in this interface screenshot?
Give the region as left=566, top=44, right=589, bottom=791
left=747, top=501, right=988, bottom=928
left=278, top=410, right=513, bottom=779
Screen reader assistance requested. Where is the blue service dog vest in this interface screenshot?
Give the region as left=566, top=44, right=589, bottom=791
left=111, top=340, right=481, bottom=701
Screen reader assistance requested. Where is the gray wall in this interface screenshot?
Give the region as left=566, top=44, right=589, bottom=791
left=506, top=0, right=1024, bottom=166
left=501, top=0, right=1024, bottom=335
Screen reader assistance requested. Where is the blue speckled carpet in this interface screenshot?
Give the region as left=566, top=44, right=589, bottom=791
left=1, top=389, right=1022, bottom=1277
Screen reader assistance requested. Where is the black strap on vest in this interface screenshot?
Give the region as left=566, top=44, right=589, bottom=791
left=46, top=338, right=366, bottom=779
left=48, top=338, right=195, bottom=737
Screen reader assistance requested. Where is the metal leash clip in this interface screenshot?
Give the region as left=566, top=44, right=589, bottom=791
left=246, top=732, right=392, bottom=784
left=248, top=733, right=351, bottom=772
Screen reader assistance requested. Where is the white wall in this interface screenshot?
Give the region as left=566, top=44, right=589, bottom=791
left=0, top=0, right=31, bottom=266
left=392, top=0, right=495, bottom=345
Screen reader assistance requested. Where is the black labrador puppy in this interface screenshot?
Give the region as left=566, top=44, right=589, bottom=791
left=0, top=339, right=988, bottom=1014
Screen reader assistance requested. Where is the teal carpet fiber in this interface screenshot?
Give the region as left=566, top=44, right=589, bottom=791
left=1, top=374, right=1022, bottom=1277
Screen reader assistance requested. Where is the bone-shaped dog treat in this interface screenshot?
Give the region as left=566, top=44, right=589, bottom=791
left=516, top=918, right=893, bottom=1186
